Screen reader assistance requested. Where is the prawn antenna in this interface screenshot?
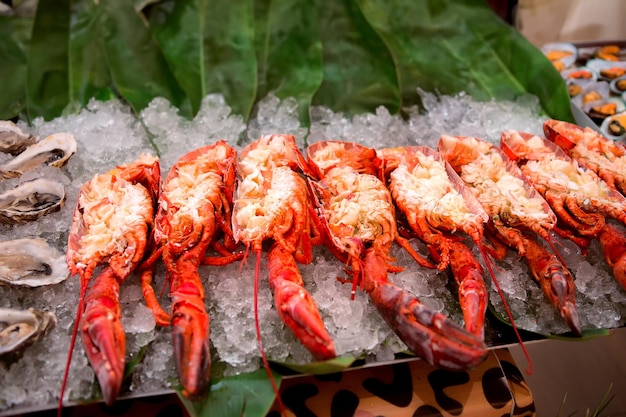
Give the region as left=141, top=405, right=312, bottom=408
left=253, top=249, right=285, bottom=413
left=479, top=245, right=534, bottom=375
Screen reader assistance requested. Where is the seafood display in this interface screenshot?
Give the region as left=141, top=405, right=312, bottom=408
left=544, top=119, right=626, bottom=195
left=232, top=134, right=336, bottom=409
left=438, top=135, right=582, bottom=336
left=62, top=154, right=160, bottom=406
left=378, top=146, right=489, bottom=338
left=2, top=96, right=626, bottom=416
left=306, top=140, right=488, bottom=370
left=438, top=135, right=556, bottom=250
left=0, top=238, right=69, bottom=287
left=595, top=45, right=624, bottom=62
left=542, top=42, right=626, bottom=140
left=141, top=142, right=244, bottom=399
left=501, top=129, right=626, bottom=290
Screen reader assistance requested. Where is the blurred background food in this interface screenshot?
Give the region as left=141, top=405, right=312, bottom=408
left=495, top=0, right=626, bottom=46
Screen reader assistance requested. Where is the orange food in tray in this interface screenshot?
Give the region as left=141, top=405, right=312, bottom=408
left=546, top=49, right=573, bottom=61
left=582, top=90, right=603, bottom=104
left=588, top=102, right=617, bottom=119
left=568, top=70, right=593, bottom=79
left=552, top=60, right=566, bottom=71
left=595, top=45, right=621, bottom=61
left=600, top=67, right=626, bottom=80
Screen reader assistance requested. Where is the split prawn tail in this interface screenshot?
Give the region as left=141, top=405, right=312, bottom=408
left=169, top=262, right=211, bottom=400
left=543, top=119, right=582, bottom=151
left=267, top=243, right=336, bottom=361
left=362, top=248, right=488, bottom=370
left=598, top=223, right=626, bottom=290
left=438, top=240, right=488, bottom=340
left=79, top=266, right=126, bottom=406
left=521, top=235, right=582, bottom=336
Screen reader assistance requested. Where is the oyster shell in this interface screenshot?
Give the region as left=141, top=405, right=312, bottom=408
left=0, top=307, right=57, bottom=356
left=0, top=178, right=65, bottom=224
left=0, top=132, right=77, bottom=179
left=0, top=238, right=69, bottom=287
left=0, top=121, right=37, bottom=156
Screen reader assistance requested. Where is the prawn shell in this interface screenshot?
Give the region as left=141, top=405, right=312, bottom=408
left=307, top=140, right=381, bottom=179
left=378, top=145, right=488, bottom=225
left=232, top=134, right=310, bottom=245
left=501, top=130, right=571, bottom=163
left=438, top=135, right=557, bottom=229
left=501, top=130, right=626, bottom=216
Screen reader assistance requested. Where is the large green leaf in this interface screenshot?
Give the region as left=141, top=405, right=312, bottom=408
left=353, top=0, right=574, bottom=121
left=177, top=368, right=281, bottom=417
left=462, top=1, right=574, bottom=122
left=147, top=0, right=257, bottom=118
left=26, top=0, right=70, bottom=120
left=3, top=0, right=574, bottom=124
left=97, top=0, right=192, bottom=117
left=274, top=355, right=357, bottom=374
left=312, top=0, right=400, bottom=115
left=256, top=0, right=324, bottom=125
left=68, top=0, right=115, bottom=106
left=0, top=15, right=32, bottom=120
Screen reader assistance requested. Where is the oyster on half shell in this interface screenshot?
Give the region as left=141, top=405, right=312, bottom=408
left=0, top=121, right=37, bottom=156
left=0, top=132, right=77, bottom=179
left=0, top=307, right=57, bottom=357
left=0, top=178, right=65, bottom=224
left=0, top=238, right=69, bottom=287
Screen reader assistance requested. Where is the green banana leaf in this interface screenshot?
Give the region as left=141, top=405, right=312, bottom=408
left=146, top=0, right=257, bottom=118
left=176, top=368, right=282, bottom=417
left=0, top=15, right=33, bottom=120
left=176, top=357, right=355, bottom=416
left=311, top=0, right=401, bottom=115
left=0, top=0, right=573, bottom=124
left=25, top=0, right=70, bottom=121
left=0, top=2, right=579, bottom=416
left=255, top=0, right=324, bottom=125
left=97, top=0, right=192, bottom=117
left=274, top=355, right=357, bottom=374
left=352, top=0, right=572, bottom=120
left=69, top=0, right=115, bottom=106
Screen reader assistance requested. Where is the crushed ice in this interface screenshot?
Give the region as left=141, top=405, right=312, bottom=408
left=1, top=89, right=625, bottom=413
